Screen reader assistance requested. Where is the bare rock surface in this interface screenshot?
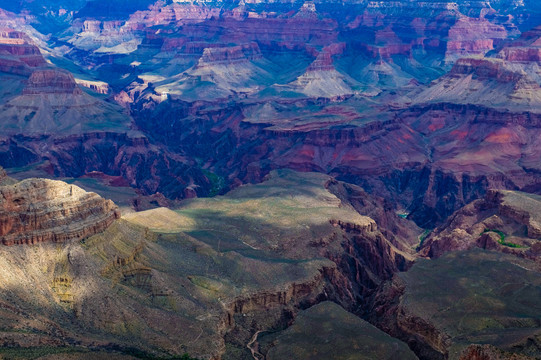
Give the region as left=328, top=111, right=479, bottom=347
left=420, top=190, right=541, bottom=263
left=0, top=178, right=120, bottom=245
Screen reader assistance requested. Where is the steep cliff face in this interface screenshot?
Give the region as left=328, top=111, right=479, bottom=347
left=23, top=69, right=83, bottom=95
left=498, top=25, right=541, bottom=62
left=445, top=17, right=508, bottom=61
left=196, top=42, right=262, bottom=68
left=0, top=28, right=46, bottom=75
left=67, top=18, right=140, bottom=54
left=392, top=100, right=541, bottom=226
left=0, top=178, right=119, bottom=245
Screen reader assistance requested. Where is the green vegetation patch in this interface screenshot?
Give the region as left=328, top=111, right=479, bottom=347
left=480, top=229, right=524, bottom=248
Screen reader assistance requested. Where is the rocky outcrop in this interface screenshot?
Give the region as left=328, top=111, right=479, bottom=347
left=196, top=43, right=262, bottom=68
left=499, top=47, right=541, bottom=63
left=498, top=25, right=541, bottom=63
left=0, top=166, right=15, bottom=186
left=0, top=29, right=46, bottom=75
left=75, top=79, right=110, bottom=94
left=0, top=179, right=119, bottom=245
left=23, top=69, right=83, bottom=95
left=445, top=17, right=507, bottom=61
left=68, top=18, right=140, bottom=53
left=288, top=50, right=358, bottom=98
left=450, top=58, right=524, bottom=83
left=411, top=58, right=541, bottom=110
left=419, top=190, right=541, bottom=262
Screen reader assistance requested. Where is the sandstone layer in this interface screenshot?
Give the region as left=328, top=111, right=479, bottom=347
left=0, top=178, right=120, bottom=245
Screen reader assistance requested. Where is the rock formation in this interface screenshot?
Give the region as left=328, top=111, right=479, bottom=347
left=0, top=66, right=132, bottom=135
left=0, top=178, right=119, bottom=245
left=0, top=1, right=539, bottom=359
left=410, top=57, right=541, bottom=110
left=445, top=17, right=508, bottom=62
left=23, top=69, right=83, bottom=95
left=0, top=28, right=46, bottom=75
left=288, top=50, right=358, bottom=99
left=196, top=42, right=262, bottom=68
left=419, top=190, right=541, bottom=263
left=154, top=43, right=271, bottom=99
left=0, top=170, right=416, bottom=359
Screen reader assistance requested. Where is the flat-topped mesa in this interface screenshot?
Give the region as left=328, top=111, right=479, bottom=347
left=23, top=69, right=83, bottom=95
left=0, top=179, right=120, bottom=246
left=196, top=43, right=262, bottom=68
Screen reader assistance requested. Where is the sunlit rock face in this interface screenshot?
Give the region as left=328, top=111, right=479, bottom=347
left=0, top=179, right=119, bottom=245
left=0, top=28, right=46, bottom=75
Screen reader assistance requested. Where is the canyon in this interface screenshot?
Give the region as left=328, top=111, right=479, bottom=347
left=0, top=0, right=539, bottom=359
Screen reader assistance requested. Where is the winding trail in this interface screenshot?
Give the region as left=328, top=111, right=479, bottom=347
left=247, top=330, right=266, bottom=360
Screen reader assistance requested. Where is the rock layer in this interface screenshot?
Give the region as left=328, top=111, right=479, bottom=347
left=0, top=178, right=119, bottom=245
left=0, top=28, right=46, bottom=75
left=23, top=69, right=83, bottom=95
left=419, top=189, right=541, bottom=263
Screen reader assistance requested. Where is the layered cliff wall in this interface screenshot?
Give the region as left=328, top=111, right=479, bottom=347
left=0, top=179, right=119, bottom=245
